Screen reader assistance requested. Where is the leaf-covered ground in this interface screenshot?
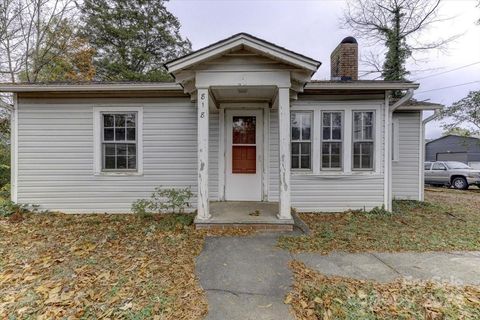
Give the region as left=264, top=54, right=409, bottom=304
left=279, top=188, right=480, bottom=253
left=0, top=213, right=251, bottom=319
left=287, top=260, right=480, bottom=320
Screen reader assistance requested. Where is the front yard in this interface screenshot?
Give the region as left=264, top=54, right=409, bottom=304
left=1, top=188, right=480, bottom=319
left=279, top=188, right=480, bottom=253
left=0, top=213, right=246, bottom=319
left=287, top=260, right=480, bottom=319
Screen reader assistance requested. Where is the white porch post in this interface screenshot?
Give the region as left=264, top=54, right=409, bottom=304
left=278, top=87, right=292, bottom=220
left=197, top=88, right=210, bottom=220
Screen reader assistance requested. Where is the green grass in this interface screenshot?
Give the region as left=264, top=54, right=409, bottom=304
left=279, top=189, right=480, bottom=253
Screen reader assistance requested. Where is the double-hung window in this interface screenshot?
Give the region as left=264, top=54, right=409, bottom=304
left=291, top=112, right=312, bottom=170
left=102, top=113, right=137, bottom=171
left=321, top=111, right=342, bottom=169
left=353, top=111, right=374, bottom=170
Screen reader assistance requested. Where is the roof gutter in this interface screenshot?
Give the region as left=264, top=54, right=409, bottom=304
left=422, top=109, right=441, bottom=125
left=389, top=88, right=415, bottom=112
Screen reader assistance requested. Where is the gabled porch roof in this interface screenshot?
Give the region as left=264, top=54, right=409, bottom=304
left=164, top=32, right=321, bottom=75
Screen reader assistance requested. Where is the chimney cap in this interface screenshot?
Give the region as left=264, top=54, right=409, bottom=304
left=341, top=36, right=357, bottom=44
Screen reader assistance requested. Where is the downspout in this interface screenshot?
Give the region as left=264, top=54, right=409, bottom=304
left=385, top=89, right=414, bottom=211
left=419, top=109, right=441, bottom=200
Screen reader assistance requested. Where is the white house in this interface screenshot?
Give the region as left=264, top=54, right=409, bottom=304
left=0, top=33, right=442, bottom=229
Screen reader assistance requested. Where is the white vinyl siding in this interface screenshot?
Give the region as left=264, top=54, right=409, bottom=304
left=392, top=112, right=422, bottom=200
left=16, top=97, right=200, bottom=213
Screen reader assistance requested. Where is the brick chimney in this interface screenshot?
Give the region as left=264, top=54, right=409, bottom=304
left=330, top=36, right=358, bottom=81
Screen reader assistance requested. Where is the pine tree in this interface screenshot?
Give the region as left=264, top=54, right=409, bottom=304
left=80, top=0, right=191, bottom=81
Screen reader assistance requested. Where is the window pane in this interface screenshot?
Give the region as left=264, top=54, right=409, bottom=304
left=424, top=163, right=431, bottom=170
left=291, top=114, right=300, bottom=140
left=361, top=155, right=371, bottom=168
left=323, top=112, right=331, bottom=126
left=353, top=142, right=360, bottom=155
left=332, top=127, right=341, bottom=140
left=364, top=125, right=373, bottom=140
left=353, top=155, right=361, bottom=168
left=127, top=128, right=136, bottom=141
left=127, top=144, right=136, bottom=156
left=115, top=128, right=126, bottom=141
left=331, top=142, right=341, bottom=155
left=127, top=156, right=136, bottom=169
left=292, top=126, right=300, bottom=140
left=104, top=128, right=114, bottom=141
left=292, top=142, right=299, bottom=155
left=291, top=155, right=299, bottom=169
left=323, top=127, right=330, bottom=140
left=322, top=142, right=330, bottom=155
left=117, top=156, right=127, bottom=169
left=331, top=155, right=341, bottom=168
left=117, top=144, right=127, bottom=156
left=301, top=142, right=311, bottom=156
left=126, top=114, right=136, bottom=127
left=302, top=125, right=311, bottom=140
left=233, top=116, right=256, bottom=144
left=363, top=142, right=374, bottom=156
left=432, top=163, right=446, bottom=170
left=322, top=155, right=329, bottom=168
left=105, top=156, right=116, bottom=169
left=300, top=156, right=310, bottom=169
left=115, top=114, right=126, bottom=127
left=363, top=112, right=373, bottom=126
left=104, top=115, right=114, bottom=127
left=332, top=113, right=342, bottom=126
left=105, top=143, right=115, bottom=156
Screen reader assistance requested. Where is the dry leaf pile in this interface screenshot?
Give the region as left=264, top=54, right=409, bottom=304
left=0, top=213, right=250, bottom=319
left=279, top=189, right=480, bottom=254
left=287, top=261, right=480, bottom=320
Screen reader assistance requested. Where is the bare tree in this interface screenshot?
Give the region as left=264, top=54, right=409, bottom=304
left=0, top=0, right=76, bottom=83
left=342, top=0, right=459, bottom=81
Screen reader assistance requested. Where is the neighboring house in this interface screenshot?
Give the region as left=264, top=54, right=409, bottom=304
left=426, top=135, right=480, bottom=169
left=0, top=33, right=442, bottom=228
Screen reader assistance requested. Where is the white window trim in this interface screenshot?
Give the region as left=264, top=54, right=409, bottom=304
left=93, top=106, right=143, bottom=176
left=352, top=110, right=376, bottom=171
left=291, top=111, right=313, bottom=171
left=320, top=111, right=344, bottom=171
left=290, top=102, right=383, bottom=177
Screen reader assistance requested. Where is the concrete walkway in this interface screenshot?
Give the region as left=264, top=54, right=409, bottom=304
left=196, top=234, right=294, bottom=320
left=196, top=235, right=480, bottom=319
left=296, top=251, right=480, bottom=285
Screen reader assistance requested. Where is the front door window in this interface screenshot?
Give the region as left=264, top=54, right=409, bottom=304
left=232, top=116, right=256, bottom=174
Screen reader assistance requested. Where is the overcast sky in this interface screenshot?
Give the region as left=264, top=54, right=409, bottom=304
left=166, top=0, right=480, bottom=139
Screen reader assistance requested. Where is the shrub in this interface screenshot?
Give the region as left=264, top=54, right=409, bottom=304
left=0, top=183, right=10, bottom=199
left=0, top=199, right=42, bottom=218
left=131, top=186, right=193, bottom=215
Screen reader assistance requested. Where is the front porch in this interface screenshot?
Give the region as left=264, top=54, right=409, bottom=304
left=194, top=201, right=294, bottom=231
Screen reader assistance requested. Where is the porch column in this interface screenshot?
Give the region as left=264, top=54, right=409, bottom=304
left=197, top=88, right=210, bottom=220
left=278, top=87, right=292, bottom=220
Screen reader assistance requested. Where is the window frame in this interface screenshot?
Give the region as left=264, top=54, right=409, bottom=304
left=101, top=112, right=138, bottom=172
left=291, top=111, right=313, bottom=171
left=93, top=106, right=143, bottom=176
left=352, top=110, right=375, bottom=171
left=320, top=111, right=343, bottom=171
